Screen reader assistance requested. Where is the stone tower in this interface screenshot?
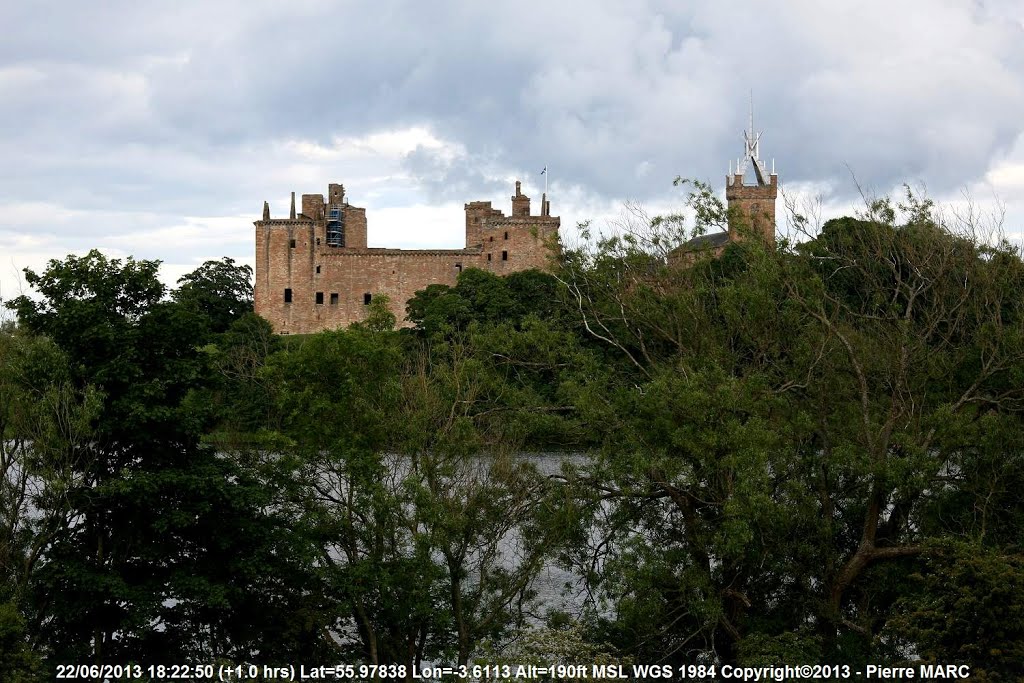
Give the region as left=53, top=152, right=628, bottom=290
left=725, top=98, right=777, bottom=244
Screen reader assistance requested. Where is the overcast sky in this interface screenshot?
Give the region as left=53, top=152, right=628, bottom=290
left=3, top=0, right=1024, bottom=302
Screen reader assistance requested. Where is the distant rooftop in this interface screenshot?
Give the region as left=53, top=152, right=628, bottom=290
left=681, top=231, right=730, bottom=250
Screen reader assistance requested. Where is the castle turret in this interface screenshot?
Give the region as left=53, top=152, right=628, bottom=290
left=725, top=97, right=777, bottom=245
left=328, top=183, right=345, bottom=205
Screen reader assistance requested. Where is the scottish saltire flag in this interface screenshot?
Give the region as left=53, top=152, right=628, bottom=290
left=541, top=166, right=546, bottom=175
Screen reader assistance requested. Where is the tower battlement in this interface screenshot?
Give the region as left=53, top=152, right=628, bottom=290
left=725, top=172, right=777, bottom=244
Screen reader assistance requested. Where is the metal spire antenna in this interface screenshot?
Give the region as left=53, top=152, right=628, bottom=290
left=741, top=90, right=768, bottom=185
left=749, top=89, right=755, bottom=157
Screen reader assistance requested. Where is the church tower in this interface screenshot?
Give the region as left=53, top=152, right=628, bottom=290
left=725, top=96, right=777, bottom=244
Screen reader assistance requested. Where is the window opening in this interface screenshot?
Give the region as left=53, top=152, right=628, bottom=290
left=284, top=288, right=292, bottom=303
left=456, top=263, right=463, bottom=272
left=487, top=253, right=492, bottom=262
left=504, top=231, right=508, bottom=239
left=501, top=250, right=508, bottom=261
left=315, top=292, right=324, bottom=305
left=330, top=293, right=339, bottom=305
left=289, top=239, right=296, bottom=248
left=315, top=265, right=321, bottom=274
left=363, top=293, right=372, bottom=305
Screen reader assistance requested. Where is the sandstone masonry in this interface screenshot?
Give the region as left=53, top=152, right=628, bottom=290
left=254, top=181, right=559, bottom=333
left=724, top=169, right=778, bottom=244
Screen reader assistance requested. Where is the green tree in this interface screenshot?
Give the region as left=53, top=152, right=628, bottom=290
left=783, top=195, right=1024, bottom=657
left=555, top=186, right=1024, bottom=665
left=267, top=313, right=583, bottom=669
left=888, top=543, right=1024, bottom=681
left=173, top=257, right=254, bottom=337
left=0, top=602, right=42, bottom=683
left=406, top=268, right=563, bottom=338
left=6, top=250, right=313, bottom=666
left=267, top=326, right=444, bottom=667
left=0, top=328, right=99, bottom=682
left=199, top=312, right=282, bottom=436
left=397, top=336, right=575, bottom=666
left=360, top=294, right=397, bottom=332
left=0, top=330, right=98, bottom=607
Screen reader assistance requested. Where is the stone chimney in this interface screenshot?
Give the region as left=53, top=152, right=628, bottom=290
left=511, top=180, right=530, bottom=217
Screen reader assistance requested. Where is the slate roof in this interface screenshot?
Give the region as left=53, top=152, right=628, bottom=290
left=680, top=231, right=730, bottom=250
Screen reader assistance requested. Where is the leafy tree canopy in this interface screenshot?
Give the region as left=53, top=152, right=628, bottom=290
left=173, top=257, right=254, bottom=337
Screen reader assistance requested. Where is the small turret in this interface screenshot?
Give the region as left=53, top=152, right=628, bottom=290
left=290, top=192, right=296, bottom=219
left=328, top=183, right=345, bottom=205
left=262, top=201, right=270, bottom=221
left=511, top=180, right=530, bottom=217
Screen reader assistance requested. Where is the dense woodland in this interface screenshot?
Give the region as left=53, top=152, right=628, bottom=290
left=1, top=185, right=1023, bottom=681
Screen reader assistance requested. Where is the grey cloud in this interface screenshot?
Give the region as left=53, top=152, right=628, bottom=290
left=402, top=145, right=510, bottom=203
left=2, top=0, right=1024, bottom=248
